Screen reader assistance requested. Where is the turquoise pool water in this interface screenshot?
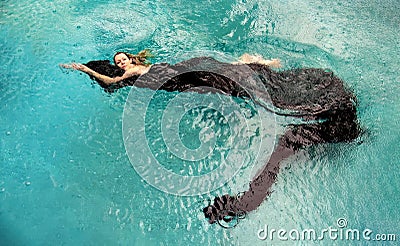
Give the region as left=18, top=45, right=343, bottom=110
left=1, top=0, right=399, bottom=245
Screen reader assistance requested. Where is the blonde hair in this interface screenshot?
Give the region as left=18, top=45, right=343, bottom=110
left=114, top=49, right=153, bottom=66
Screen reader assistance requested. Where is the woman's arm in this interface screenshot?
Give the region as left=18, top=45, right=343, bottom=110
left=60, top=63, right=134, bottom=84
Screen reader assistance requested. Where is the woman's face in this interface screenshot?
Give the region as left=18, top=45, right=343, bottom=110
left=114, top=53, right=133, bottom=70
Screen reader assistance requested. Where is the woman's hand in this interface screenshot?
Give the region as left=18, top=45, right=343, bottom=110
left=72, top=63, right=90, bottom=73
left=59, top=63, right=90, bottom=73
left=235, top=53, right=282, bottom=68
left=264, top=59, right=282, bottom=68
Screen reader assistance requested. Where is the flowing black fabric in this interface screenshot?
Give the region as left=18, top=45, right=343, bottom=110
left=85, top=57, right=359, bottom=144
left=84, top=57, right=361, bottom=226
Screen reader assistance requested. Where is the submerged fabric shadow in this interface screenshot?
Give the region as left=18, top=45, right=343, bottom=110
left=85, top=57, right=360, bottom=226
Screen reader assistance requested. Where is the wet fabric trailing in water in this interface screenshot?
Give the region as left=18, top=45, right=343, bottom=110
left=84, top=57, right=361, bottom=227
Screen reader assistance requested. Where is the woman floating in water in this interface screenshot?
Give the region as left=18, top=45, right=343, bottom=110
left=61, top=50, right=360, bottom=227
left=61, top=49, right=154, bottom=85
left=61, top=50, right=281, bottom=88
